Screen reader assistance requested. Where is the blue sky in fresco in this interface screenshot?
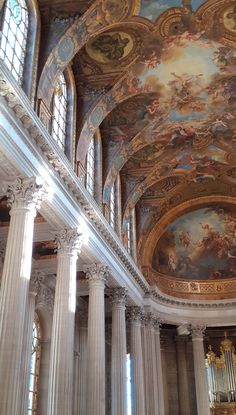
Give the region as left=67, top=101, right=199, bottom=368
left=139, top=0, right=205, bottom=21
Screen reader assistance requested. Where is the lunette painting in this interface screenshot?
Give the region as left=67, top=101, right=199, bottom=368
left=152, top=206, right=236, bottom=280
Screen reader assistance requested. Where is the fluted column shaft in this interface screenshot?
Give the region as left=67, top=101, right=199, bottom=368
left=47, top=229, right=82, bottom=415
left=77, top=320, right=88, bottom=415
left=191, top=326, right=210, bottom=415
left=20, top=291, right=36, bottom=415
left=128, top=307, right=145, bottom=415
left=0, top=177, right=45, bottom=415
left=160, top=338, right=170, bottom=415
left=85, top=264, right=108, bottom=415
left=110, top=288, right=127, bottom=415
left=143, top=313, right=159, bottom=415
left=155, top=323, right=165, bottom=415
left=176, top=336, right=191, bottom=415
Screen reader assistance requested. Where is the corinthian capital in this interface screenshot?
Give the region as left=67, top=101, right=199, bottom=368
left=126, top=306, right=144, bottom=323
left=109, top=287, right=127, bottom=306
left=54, top=228, right=83, bottom=255
left=191, top=324, right=206, bottom=340
left=84, top=263, right=109, bottom=284
left=6, top=177, right=46, bottom=210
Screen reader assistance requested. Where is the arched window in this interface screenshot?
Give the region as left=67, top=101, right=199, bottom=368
left=0, top=0, right=29, bottom=83
left=110, top=181, right=115, bottom=229
left=109, top=175, right=122, bottom=235
left=127, top=218, right=131, bottom=255
left=86, top=137, right=95, bottom=196
left=124, top=208, right=137, bottom=260
left=52, top=73, right=68, bottom=150
left=28, top=314, right=41, bottom=414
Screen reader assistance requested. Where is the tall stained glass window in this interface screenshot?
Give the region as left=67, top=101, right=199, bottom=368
left=28, top=315, right=41, bottom=414
left=86, top=137, right=95, bottom=196
left=0, top=0, right=29, bottom=83
left=52, top=73, right=68, bottom=150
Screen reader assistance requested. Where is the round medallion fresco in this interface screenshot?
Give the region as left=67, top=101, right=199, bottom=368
left=86, top=32, right=134, bottom=64
left=152, top=205, right=236, bottom=280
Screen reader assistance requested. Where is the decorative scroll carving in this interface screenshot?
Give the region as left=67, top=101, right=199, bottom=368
left=84, top=263, right=109, bottom=283
left=6, top=177, right=46, bottom=210
left=54, top=228, right=83, bottom=254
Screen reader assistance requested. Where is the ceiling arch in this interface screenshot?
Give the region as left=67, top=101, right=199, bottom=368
left=37, top=0, right=134, bottom=104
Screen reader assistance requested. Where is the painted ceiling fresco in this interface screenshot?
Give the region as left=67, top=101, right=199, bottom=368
left=37, top=0, right=236, bottom=294
left=137, top=0, right=204, bottom=22
left=152, top=206, right=236, bottom=280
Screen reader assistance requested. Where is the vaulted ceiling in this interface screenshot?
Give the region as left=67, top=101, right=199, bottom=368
left=36, top=0, right=236, bottom=298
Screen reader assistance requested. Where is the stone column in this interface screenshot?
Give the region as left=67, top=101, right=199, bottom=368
left=36, top=276, right=54, bottom=415
left=176, top=336, right=191, bottom=415
left=73, top=312, right=88, bottom=415
left=191, top=325, right=210, bottom=415
left=127, top=306, right=145, bottom=415
left=143, top=312, right=159, bottom=415
left=47, top=229, right=83, bottom=415
left=84, top=263, right=108, bottom=415
left=155, top=319, right=165, bottom=415
left=160, top=337, right=170, bottom=415
left=73, top=314, right=80, bottom=415
left=77, top=315, right=88, bottom=415
left=0, top=177, right=45, bottom=415
left=20, top=274, right=39, bottom=415
left=110, top=287, right=128, bottom=415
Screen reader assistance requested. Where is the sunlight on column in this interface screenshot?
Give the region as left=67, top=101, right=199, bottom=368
left=126, top=353, right=132, bottom=415
left=69, top=262, right=77, bottom=314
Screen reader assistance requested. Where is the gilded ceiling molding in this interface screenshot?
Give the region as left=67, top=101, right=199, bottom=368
left=148, top=287, right=236, bottom=310
left=150, top=270, right=236, bottom=301
left=142, top=195, right=236, bottom=267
